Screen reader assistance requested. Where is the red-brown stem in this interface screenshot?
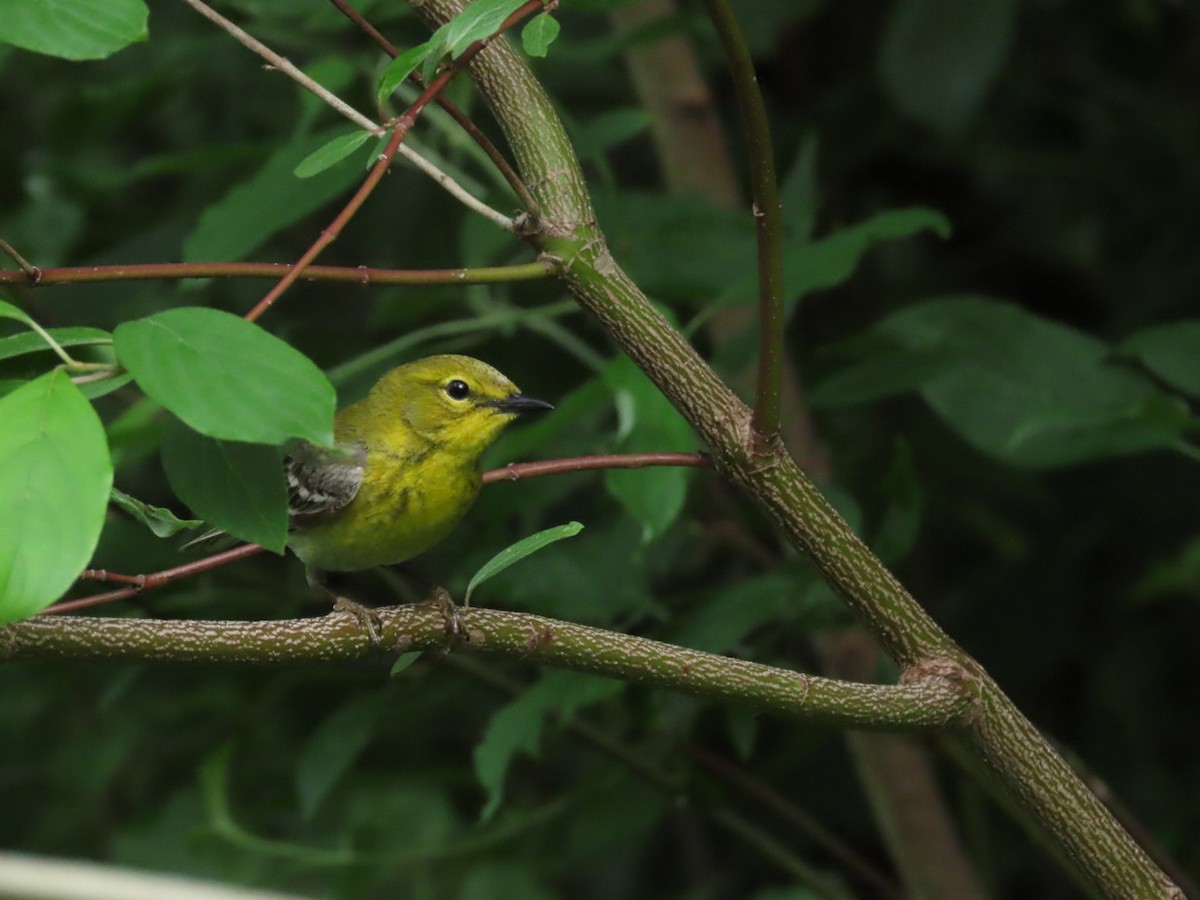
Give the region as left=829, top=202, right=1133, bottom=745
left=327, top=0, right=540, bottom=213
left=0, top=261, right=553, bottom=288
left=483, top=451, right=709, bottom=484
left=327, top=0, right=397, bottom=55
left=54, top=450, right=704, bottom=615
left=45, top=544, right=267, bottom=615
left=243, top=0, right=547, bottom=324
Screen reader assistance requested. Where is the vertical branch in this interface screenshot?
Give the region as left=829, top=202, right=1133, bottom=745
left=699, top=0, right=784, bottom=448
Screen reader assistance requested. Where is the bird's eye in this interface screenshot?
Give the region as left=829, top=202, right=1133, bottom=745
left=445, top=379, right=471, bottom=400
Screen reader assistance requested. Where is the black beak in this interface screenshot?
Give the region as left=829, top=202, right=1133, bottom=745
left=491, top=393, right=554, bottom=414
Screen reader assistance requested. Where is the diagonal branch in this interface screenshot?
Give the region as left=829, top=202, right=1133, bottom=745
left=401, top=2, right=1182, bottom=896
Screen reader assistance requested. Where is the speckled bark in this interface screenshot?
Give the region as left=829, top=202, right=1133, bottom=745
left=405, top=3, right=1183, bottom=896
left=0, top=607, right=968, bottom=731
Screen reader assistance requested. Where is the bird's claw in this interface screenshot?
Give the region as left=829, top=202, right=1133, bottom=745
left=333, top=596, right=384, bottom=647
left=427, top=587, right=461, bottom=638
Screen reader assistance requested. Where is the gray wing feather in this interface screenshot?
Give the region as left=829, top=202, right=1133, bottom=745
left=284, top=441, right=366, bottom=529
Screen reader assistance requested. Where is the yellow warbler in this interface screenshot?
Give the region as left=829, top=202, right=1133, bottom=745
left=285, top=355, right=552, bottom=575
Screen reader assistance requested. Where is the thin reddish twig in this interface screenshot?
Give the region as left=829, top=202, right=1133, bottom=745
left=483, top=452, right=710, bottom=484
left=244, top=0, right=547, bottom=324
left=0, top=260, right=554, bottom=288
left=50, top=450, right=709, bottom=615
left=44, top=544, right=266, bottom=615
left=327, top=0, right=539, bottom=214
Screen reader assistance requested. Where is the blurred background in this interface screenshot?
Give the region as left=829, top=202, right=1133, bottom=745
left=1, top=1, right=1197, bottom=897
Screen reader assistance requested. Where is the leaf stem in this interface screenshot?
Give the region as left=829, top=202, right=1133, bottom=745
left=0, top=237, right=40, bottom=280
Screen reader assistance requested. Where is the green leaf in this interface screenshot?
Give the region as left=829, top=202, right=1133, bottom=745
left=421, top=22, right=453, bottom=83
left=0, top=326, right=112, bottom=363
left=390, top=652, right=422, bottom=675
left=0, top=299, right=75, bottom=364
left=775, top=207, right=951, bottom=313
left=872, top=441, right=924, bottom=564
left=814, top=296, right=1191, bottom=468
left=109, top=487, right=202, bottom=539
left=521, top=13, right=560, bottom=58
left=114, top=307, right=335, bottom=447
left=1120, top=321, right=1200, bottom=399
left=465, top=521, right=584, bottom=605
left=183, top=128, right=370, bottom=263
left=296, top=694, right=386, bottom=820
left=0, top=370, right=113, bottom=624
left=779, top=134, right=821, bottom=244
left=443, top=0, right=527, bottom=58
left=474, top=671, right=623, bottom=820
left=0, top=298, right=35, bottom=327
left=574, top=108, right=652, bottom=162
left=671, top=572, right=798, bottom=655
left=603, top=357, right=695, bottom=543
left=161, top=417, right=288, bottom=552
left=376, top=41, right=435, bottom=106
left=293, top=130, right=373, bottom=179
left=74, top=372, right=135, bottom=401
left=603, top=191, right=754, bottom=302
left=0, top=0, right=147, bottom=61
left=879, top=0, right=1018, bottom=135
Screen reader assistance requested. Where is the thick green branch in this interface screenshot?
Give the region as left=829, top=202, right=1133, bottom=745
left=1, top=608, right=971, bottom=732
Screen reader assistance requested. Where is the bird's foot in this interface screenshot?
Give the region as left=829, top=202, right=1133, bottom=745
left=425, top=587, right=461, bottom=638
left=333, top=596, right=384, bottom=647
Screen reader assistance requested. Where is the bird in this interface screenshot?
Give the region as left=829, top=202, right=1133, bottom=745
left=283, top=354, right=552, bottom=624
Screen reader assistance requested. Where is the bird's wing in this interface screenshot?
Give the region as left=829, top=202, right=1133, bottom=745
left=284, top=440, right=366, bottom=529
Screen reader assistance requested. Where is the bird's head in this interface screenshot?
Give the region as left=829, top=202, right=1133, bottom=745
left=371, top=354, right=553, bottom=459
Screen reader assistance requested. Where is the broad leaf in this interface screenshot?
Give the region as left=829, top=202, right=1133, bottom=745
left=474, top=671, right=623, bottom=820
left=521, top=13, right=560, bottom=58
left=0, top=0, right=147, bottom=61
left=603, top=357, right=696, bottom=543
left=0, top=370, right=112, bottom=623
left=442, top=0, right=527, bottom=58
left=183, top=128, right=370, bottom=263
left=161, top=418, right=288, bottom=552
left=813, top=296, right=1192, bottom=467
left=114, top=307, right=335, bottom=447
left=296, top=694, right=387, bottom=820
left=879, top=0, right=1018, bottom=134
left=1120, top=321, right=1200, bottom=399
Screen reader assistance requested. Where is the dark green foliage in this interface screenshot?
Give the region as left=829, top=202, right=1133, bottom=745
left=1, top=1, right=1197, bottom=898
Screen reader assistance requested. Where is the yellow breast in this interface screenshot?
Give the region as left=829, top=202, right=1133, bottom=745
left=287, top=447, right=481, bottom=572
